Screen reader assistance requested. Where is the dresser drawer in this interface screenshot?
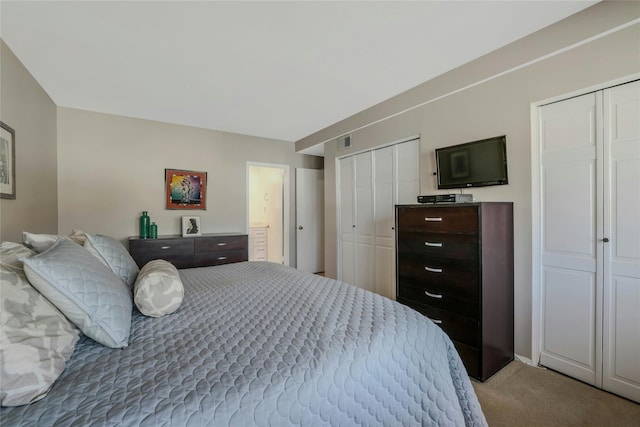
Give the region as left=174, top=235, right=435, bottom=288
left=129, top=238, right=194, bottom=268
left=193, top=250, right=248, bottom=267
left=397, top=258, right=479, bottom=293
left=194, top=235, right=248, bottom=253
left=397, top=206, right=478, bottom=234
left=398, top=281, right=479, bottom=318
left=396, top=233, right=478, bottom=263
left=399, top=298, right=479, bottom=348
left=452, top=340, right=480, bottom=379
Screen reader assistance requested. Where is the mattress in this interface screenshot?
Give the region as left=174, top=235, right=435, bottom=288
left=1, top=261, right=487, bottom=426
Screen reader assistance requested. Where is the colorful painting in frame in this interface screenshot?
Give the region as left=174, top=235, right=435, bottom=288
left=165, top=169, right=207, bottom=210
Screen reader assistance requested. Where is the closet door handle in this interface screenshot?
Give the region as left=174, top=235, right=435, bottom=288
left=424, top=242, right=443, bottom=247
left=425, top=217, right=442, bottom=222
left=425, top=266, right=443, bottom=273
left=425, top=290, right=443, bottom=299
left=602, top=238, right=610, bottom=243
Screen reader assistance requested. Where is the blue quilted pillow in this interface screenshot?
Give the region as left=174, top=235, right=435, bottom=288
left=22, top=239, right=132, bottom=348
left=84, top=234, right=139, bottom=287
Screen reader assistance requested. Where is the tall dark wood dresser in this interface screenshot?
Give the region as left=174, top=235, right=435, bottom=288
left=395, top=202, right=514, bottom=381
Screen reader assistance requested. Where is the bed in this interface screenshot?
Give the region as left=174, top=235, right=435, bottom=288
left=1, top=235, right=487, bottom=426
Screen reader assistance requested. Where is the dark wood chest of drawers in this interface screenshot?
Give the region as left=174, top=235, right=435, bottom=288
left=128, top=233, right=248, bottom=269
left=395, top=203, right=514, bottom=381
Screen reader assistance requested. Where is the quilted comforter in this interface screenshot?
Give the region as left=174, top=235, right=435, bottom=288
left=1, top=262, right=487, bottom=426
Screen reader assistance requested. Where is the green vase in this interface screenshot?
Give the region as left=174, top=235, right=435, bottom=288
left=139, top=211, right=150, bottom=238
left=149, top=222, right=158, bottom=239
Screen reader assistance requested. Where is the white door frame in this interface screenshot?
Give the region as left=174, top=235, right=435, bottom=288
left=246, top=162, right=290, bottom=266
left=529, top=73, right=639, bottom=367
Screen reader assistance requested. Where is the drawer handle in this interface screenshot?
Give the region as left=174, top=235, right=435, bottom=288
left=160, top=246, right=171, bottom=250
left=425, top=290, right=443, bottom=299
left=217, top=256, right=228, bottom=260
left=425, top=266, right=443, bottom=273
left=428, top=317, right=443, bottom=325
left=424, top=242, right=443, bottom=247
left=424, top=217, right=442, bottom=222
left=217, top=242, right=228, bottom=246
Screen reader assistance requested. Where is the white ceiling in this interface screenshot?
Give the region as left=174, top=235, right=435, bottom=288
left=1, top=1, right=597, bottom=155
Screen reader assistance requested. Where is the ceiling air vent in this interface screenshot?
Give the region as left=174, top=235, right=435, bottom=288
left=338, top=135, right=352, bottom=151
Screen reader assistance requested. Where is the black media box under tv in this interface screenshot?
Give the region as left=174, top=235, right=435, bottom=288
left=417, top=194, right=473, bottom=204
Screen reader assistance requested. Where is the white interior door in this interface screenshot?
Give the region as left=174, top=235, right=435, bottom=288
left=602, top=81, right=640, bottom=402
left=355, top=152, right=374, bottom=292
left=296, top=168, right=324, bottom=273
left=374, top=145, right=395, bottom=299
left=537, top=79, right=640, bottom=403
left=373, top=139, right=419, bottom=300
left=339, top=157, right=355, bottom=285
left=539, top=92, right=602, bottom=386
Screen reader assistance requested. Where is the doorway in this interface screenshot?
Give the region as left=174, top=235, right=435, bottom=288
left=247, top=163, right=289, bottom=265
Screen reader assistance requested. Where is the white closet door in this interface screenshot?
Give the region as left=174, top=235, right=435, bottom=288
left=602, top=81, right=640, bottom=402
left=355, top=152, right=375, bottom=292
left=340, top=139, right=419, bottom=297
left=339, top=157, right=355, bottom=286
left=539, top=92, right=603, bottom=386
left=374, top=145, right=396, bottom=299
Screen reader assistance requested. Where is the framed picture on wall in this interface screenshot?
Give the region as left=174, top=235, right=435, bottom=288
left=165, top=169, right=207, bottom=210
left=182, top=216, right=201, bottom=237
left=0, top=122, right=16, bottom=199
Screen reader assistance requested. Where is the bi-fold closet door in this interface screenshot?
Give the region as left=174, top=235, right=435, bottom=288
left=537, top=80, right=639, bottom=403
left=338, top=139, right=419, bottom=299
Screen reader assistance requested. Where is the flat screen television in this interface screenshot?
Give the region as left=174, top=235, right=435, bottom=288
left=435, top=135, right=508, bottom=189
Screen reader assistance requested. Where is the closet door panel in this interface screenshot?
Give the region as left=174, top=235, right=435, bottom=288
left=374, top=146, right=395, bottom=298
left=374, top=146, right=394, bottom=239
left=539, top=92, right=600, bottom=386
left=603, top=80, right=640, bottom=402
left=542, top=161, right=597, bottom=262
left=355, top=152, right=374, bottom=291
left=606, top=277, right=640, bottom=397
left=339, top=157, right=355, bottom=285
left=541, top=267, right=597, bottom=384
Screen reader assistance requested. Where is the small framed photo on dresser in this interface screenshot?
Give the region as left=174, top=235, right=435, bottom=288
left=182, top=216, right=201, bottom=237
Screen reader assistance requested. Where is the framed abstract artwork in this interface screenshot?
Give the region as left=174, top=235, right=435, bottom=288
left=165, top=169, right=207, bottom=210
left=0, top=122, right=16, bottom=199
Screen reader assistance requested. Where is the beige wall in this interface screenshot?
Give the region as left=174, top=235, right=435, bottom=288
left=296, top=2, right=640, bottom=359
left=57, top=107, right=322, bottom=267
left=0, top=41, right=58, bottom=242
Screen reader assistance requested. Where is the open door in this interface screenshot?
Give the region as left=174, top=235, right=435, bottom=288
left=247, top=163, right=289, bottom=265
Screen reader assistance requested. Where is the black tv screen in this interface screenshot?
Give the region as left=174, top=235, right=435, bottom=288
left=436, top=135, right=508, bottom=189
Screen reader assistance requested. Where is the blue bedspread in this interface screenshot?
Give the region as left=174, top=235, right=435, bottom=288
left=1, top=262, right=487, bottom=426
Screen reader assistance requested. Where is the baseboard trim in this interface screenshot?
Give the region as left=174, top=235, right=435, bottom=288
left=515, top=354, right=534, bottom=366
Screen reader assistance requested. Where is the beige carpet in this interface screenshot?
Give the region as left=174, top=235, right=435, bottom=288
left=472, top=361, right=640, bottom=427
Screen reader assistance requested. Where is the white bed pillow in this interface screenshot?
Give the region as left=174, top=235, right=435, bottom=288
left=22, top=230, right=87, bottom=253
left=84, top=234, right=139, bottom=287
left=22, top=239, right=132, bottom=348
left=134, top=260, right=184, bottom=317
left=0, top=242, right=80, bottom=407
